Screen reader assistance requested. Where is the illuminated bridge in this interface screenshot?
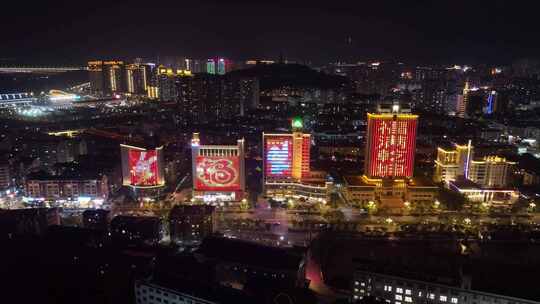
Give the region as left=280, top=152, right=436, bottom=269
left=0, top=66, right=87, bottom=73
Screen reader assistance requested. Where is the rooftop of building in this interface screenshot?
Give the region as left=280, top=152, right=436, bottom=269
left=170, top=204, right=215, bottom=218
left=354, top=257, right=463, bottom=287
left=374, top=102, right=413, bottom=114
left=196, top=236, right=304, bottom=271
left=343, top=175, right=376, bottom=188
left=26, top=170, right=102, bottom=181
left=449, top=177, right=481, bottom=190
left=408, top=176, right=438, bottom=188
left=110, top=215, right=161, bottom=227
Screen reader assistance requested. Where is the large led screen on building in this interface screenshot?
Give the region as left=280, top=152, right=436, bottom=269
left=129, top=150, right=159, bottom=186
left=366, top=116, right=417, bottom=178
left=195, top=156, right=241, bottom=191
left=264, top=136, right=293, bottom=177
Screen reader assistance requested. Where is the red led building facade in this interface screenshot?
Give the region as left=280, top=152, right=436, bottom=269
left=263, top=133, right=310, bottom=181
left=364, top=112, right=418, bottom=179
left=195, top=156, right=241, bottom=191
left=121, top=144, right=165, bottom=188
left=191, top=133, right=245, bottom=202
left=264, top=136, right=293, bottom=178
left=129, top=150, right=159, bottom=186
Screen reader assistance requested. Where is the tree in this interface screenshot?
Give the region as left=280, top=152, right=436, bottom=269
left=437, top=187, right=467, bottom=211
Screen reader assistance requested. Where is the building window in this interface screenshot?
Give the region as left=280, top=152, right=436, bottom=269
left=396, top=288, right=403, bottom=294
left=361, top=282, right=366, bottom=287
left=396, top=295, right=403, bottom=301
left=428, top=293, right=435, bottom=300
left=440, top=295, right=448, bottom=302
left=405, top=289, right=411, bottom=295
left=405, top=296, right=412, bottom=303
left=419, top=292, right=423, bottom=297
left=355, top=281, right=359, bottom=285
left=451, top=298, right=458, bottom=304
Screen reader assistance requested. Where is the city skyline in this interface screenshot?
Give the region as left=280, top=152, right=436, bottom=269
left=2, top=2, right=540, bottom=304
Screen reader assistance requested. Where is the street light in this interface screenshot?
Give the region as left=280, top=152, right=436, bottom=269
left=404, top=201, right=411, bottom=209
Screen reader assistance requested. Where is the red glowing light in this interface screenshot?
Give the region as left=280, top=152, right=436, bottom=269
left=129, top=150, right=159, bottom=186
left=195, top=156, right=240, bottom=191
left=366, top=116, right=417, bottom=178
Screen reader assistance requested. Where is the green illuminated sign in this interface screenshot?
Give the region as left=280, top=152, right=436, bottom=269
left=292, top=117, right=303, bottom=129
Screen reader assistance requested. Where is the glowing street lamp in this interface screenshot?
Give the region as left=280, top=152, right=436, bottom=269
left=404, top=201, right=411, bottom=209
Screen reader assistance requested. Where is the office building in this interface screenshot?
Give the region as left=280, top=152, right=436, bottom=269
left=110, top=215, right=162, bottom=246
left=25, top=171, right=108, bottom=206
left=345, top=103, right=438, bottom=211
left=468, top=156, right=516, bottom=188
left=434, top=143, right=515, bottom=188
left=0, top=162, right=11, bottom=190
left=434, top=141, right=474, bottom=184
left=364, top=103, right=418, bottom=179
left=135, top=281, right=220, bottom=304
left=191, top=133, right=245, bottom=203
left=169, top=204, right=215, bottom=244
left=263, top=118, right=332, bottom=202
left=352, top=267, right=536, bottom=304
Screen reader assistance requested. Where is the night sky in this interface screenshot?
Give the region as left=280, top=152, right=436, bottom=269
left=1, top=0, right=539, bottom=65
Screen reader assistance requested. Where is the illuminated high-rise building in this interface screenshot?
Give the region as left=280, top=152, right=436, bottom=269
left=484, top=90, right=497, bottom=115
left=456, top=81, right=469, bottom=118
left=469, top=156, right=516, bottom=188
left=263, top=118, right=331, bottom=202
left=88, top=61, right=104, bottom=93
left=191, top=133, right=245, bottom=203
left=364, top=103, right=418, bottom=179
left=263, top=117, right=310, bottom=182
left=120, top=143, right=165, bottom=189
left=87, top=60, right=125, bottom=95
left=207, top=57, right=232, bottom=75
left=126, top=63, right=154, bottom=95
left=434, top=141, right=473, bottom=184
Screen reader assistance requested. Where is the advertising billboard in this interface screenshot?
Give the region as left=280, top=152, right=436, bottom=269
left=265, top=136, right=293, bottom=177
left=195, top=156, right=241, bottom=191
left=129, top=150, right=159, bottom=186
